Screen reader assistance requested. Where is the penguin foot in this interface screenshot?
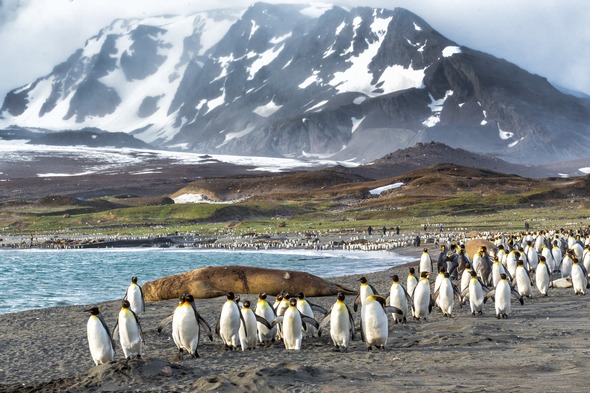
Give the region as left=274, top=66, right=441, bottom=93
left=496, top=314, right=502, bottom=319
left=367, top=346, right=373, bottom=351
left=193, top=351, right=200, bottom=358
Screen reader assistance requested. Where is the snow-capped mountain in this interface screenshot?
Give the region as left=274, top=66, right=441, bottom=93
left=2, top=3, right=589, bottom=165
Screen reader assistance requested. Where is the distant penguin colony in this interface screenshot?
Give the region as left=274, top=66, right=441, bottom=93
left=84, top=227, right=590, bottom=364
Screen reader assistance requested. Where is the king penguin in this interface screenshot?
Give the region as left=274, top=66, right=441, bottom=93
left=535, top=255, right=551, bottom=296
left=274, top=298, right=319, bottom=350
left=464, top=270, right=486, bottom=315
left=419, top=248, right=433, bottom=274
left=114, top=299, right=143, bottom=359
left=360, top=295, right=402, bottom=350
left=388, top=274, right=410, bottom=323
left=123, top=276, right=144, bottom=317
left=318, top=292, right=355, bottom=351
left=85, top=306, right=115, bottom=365
left=354, top=276, right=378, bottom=312
left=515, top=260, right=533, bottom=298
left=433, top=272, right=460, bottom=317
left=216, top=292, right=246, bottom=350
left=239, top=300, right=259, bottom=351
left=487, top=273, right=524, bottom=319
left=171, top=294, right=213, bottom=358
left=296, top=292, right=327, bottom=338
left=561, top=252, right=574, bottom=278
left=255, top=293, right=277, bottom=344
left=571, top=258, right=588, bottom=295
left=412, top=271, right=433, bottom=320
left=407, top=267, right=418, bottom=298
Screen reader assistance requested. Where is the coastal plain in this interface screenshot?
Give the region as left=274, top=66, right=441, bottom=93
left=1, top=246, right=588, bottom=393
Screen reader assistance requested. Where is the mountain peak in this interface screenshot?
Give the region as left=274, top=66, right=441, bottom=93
left=1, top=3, right=589, bottom=166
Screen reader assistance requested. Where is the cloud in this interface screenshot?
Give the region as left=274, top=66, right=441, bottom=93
left=0, top=0, right=589, bottom=102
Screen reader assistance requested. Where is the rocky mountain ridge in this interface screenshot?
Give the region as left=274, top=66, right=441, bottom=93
left=2, top=3, right=589, bottom=165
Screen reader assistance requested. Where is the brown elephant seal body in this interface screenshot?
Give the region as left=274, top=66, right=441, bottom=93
left=142, top=265, right=357, bottom=301
left=464, top=239, right=496, bottom=260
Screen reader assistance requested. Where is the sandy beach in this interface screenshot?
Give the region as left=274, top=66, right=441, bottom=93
left=1, top=246, right=589, bottom=392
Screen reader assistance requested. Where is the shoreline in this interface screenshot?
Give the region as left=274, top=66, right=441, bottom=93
left=0, top=246, right=418, bottom=316
left=1, top=246, right=590, bottom=392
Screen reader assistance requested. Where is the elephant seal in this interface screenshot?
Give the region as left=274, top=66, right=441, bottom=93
left=142, top=265, right=357, bottom=301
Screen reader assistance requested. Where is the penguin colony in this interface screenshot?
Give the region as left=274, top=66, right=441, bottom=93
left=85, top=228, right=590, bottom=364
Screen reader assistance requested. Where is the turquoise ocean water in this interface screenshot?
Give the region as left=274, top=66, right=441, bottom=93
left=0, top=248, right=412, bottom=315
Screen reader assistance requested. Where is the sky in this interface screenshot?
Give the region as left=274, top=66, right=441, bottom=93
left=0, top=0, right=589, bottom=101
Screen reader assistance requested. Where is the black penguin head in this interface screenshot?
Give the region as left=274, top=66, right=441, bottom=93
left=186, top=294, right=195, bottom=303
left=297, top=292, right=305, bottom=300
left=420, top=271, right=429, bottom=278
left=358, top=276, right=367, bottom=284
left=289, top=298, right=297, bottom=307
left=259, top=292, right=267, bottom=300
left=444, top=272, right=450, bottom=278
left=539, top=256, right=546, bottom=263
left=243, top=300, right=251, bottom=309
left=226, top=292, right=235, bottom=301
left=276, top=294, right=283, bottom=301
left=283, top=292, right=291, bottom=300
left=391, top=274, right=399, bottom=283
left=122, top=299, right=131, bottom=309
left=439, top=266, right=446, bottom=273
left=337, top=292, right=345, bottom=301
left=517, top=260, right=524, bottom=266
left=84, top=307, right=100, bottom=315
left=500, top=273, right=507, bottom=280
left=131, top=276, right=138, bottom=284
left=178, top=294, right=186, bottom=303
left=423, top=248, right=428, bottom=252
left=409, top=267, right=415, bottom=274
left=470, top=270, right=477, bottom=277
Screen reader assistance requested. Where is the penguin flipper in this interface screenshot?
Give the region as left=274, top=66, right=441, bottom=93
left=215, top=318, right=221, bottom=337
left=318, top=313, right=331, bottom=336
left=511, top=289, right=524, bottom=305
left=384, top=306, right=403, bottom=315
left=484, top=289, right=496, bottom=303
left=309, top=302, right=328, bottom=315
left=345, top=304, right=356, bottom=340
left=271, top=316, right=284, bottom=328
left=301, top=315, right=319, bottom=329
left=359, top=315, right=365, bottom=343
left=157, top=314, right=174, bottom=334
left=452, top=284, right=463, bottom=307
left=432, top=288, right=440, bottom=303
left=238, top=304, right=248, bottom=338
left=255, top=314, right=272, bottom=330
left=353, top=294, right=361, bottom=312
left=197, top=314, right=214, bottom=341
left=139, top=285, right=146, bottom=313
left=112, top=319, right=119, bottom=341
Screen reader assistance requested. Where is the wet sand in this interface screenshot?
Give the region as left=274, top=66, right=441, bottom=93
left=0, top=246, right=588, bottom=392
